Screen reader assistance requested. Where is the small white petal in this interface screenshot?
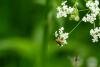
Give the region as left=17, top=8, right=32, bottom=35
left=55, top=31, right=58, bottom=37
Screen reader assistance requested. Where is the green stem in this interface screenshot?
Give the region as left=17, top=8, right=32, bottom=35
left=79, top=9, right=89, bottom=12
left=99, top=14, right=100, bottom=26
left=69, top=10, right=90, bottom=34
left=69, top=20, right=82, bottom=34
left=93, top=22, right=96, bottom=28
left=41, top=0, right=50, bottom=67
left=73, top=0, right=78, bottom=7
left=42, top=24, right=48, bottom=67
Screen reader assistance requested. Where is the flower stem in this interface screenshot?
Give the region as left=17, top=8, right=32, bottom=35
left=73, top=0, right=78, bottom=7
left=79, top=9, right=89, bottom=12
left=41, top=0, right=50, bottom=67
left=99, top=14, right=100, bottom=26
left=93, top=22, right=96, bottom=28
left=69, top=9, right=91, bottom=34
left=69, top=20, right=82, bottom=34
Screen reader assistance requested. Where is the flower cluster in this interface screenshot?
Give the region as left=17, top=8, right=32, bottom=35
left=82, top=0, right=100, bottom=24
left=71, top=56, right=83, bottom=67
left=56, top=1, right=74, bottom=18
left=82, top=14, right=96, bottom=24
left=55, top=0, right=100, bottom=44
left=55, top=27, right=69, bottom=47
left=90, top=27, right=100, bottom=43
left=87, top=57, right=98, bottom=67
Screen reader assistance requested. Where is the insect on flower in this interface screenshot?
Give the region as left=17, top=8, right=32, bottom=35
left=55, top=27, right=69, bottom=47
left=56, top=37, right=64, bottom=46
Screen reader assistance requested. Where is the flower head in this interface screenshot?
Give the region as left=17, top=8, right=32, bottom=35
left=87, top=57, right=98, bottom=67
left=55, top=27, right=69, bottom=47
left=82, top=14, right=96, bottom=24
left=90, top=27, right=100, bottom=43
left=82, top=0, right=100, bottom=24
left=56, top=1, right=74, bottom=18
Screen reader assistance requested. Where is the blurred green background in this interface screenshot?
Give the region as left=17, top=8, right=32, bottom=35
left=0, top=0, right=100, bottom=67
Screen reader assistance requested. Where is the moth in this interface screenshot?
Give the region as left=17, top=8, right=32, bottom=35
left=56, top=37, right=64, bottom=46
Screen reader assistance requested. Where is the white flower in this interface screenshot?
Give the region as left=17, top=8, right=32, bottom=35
left=95, top=0, right=99, bottom=6
left=90, top=27, right=100, bottom=43
left=82, top=0, right=100, bottom=23
left=92, top=37, right=98, bottom=43
left=86, top=1, right=93, bottom=7
left=55, top=27, right=69, bottom=46
left=59, top=27, right=64, bottom=34
left=82, top=14, right=96, bottom=24
left=87, top=57, right=98, bottom=67
left=67, top=7, right=74, bottom=14
left=56, top=1, right=74, bottom=18
left=71, top=56, right=83, bottom=67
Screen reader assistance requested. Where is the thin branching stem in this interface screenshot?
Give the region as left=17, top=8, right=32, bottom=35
left=94, top=22, right=96, bottom=28
left=73, top=0, right=78, bottom=7
left=69, top=10, right=90, bottom=34
left=79, top=9, right=89, bottom=12
left=69, top=20, right=82, bottom=34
